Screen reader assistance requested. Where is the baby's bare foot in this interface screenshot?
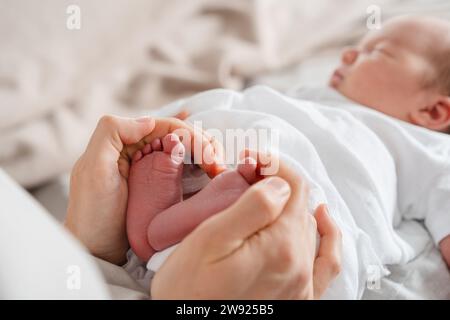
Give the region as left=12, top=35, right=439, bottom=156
left=147, top=158, right=258, bottom=251
left=126, top=134, right=185, bottom=261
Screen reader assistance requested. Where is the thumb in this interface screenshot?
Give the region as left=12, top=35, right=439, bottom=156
left=313, top=204, right=342, bottom=299
left=84, top=116, right=155, bottom=178
left=204, top=177, right=291, bottom=255
left=91, top=115, right=155, bottom=154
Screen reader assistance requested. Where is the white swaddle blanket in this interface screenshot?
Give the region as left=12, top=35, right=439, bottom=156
left=144, top=85, right=450, bottom=299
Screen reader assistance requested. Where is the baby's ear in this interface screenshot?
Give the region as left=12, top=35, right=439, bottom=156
left=410, top=96, right=450, bottom=132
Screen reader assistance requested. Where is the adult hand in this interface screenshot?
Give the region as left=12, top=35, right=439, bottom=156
left=151, top=153, right=342, bottom=299
left=65, top=115, right=225, bottom=265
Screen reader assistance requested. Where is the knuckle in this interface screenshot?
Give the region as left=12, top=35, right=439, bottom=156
left=295, top=268, right=311, bottom=286
left=253, top=189, right=270, bottom=208
left=251, top=188, right=277, bottom=218
left=99, top=115, right=118, bottom=128
left=276, top=238, right=297, bottom=269
left=328, top=256, right=342, bottom=277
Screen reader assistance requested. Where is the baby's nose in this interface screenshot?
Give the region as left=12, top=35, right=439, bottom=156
left=341, top=47, right=359, bottom=65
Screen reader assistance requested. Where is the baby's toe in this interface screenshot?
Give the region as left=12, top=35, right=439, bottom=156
left=151, top=138, right=162, bottom=151
left=162, top=134, right=185, bottom=163
left=142, top=143, right=152, bottom=155
left=132, top=150, right=143, bottom=164
left=238, top=157, right=258, bottom=184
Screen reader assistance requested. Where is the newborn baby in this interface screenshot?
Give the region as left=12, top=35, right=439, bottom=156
left=125, top=15, right=450, bottom=285
left=329, top=15, right=450, bottom=265
left=330, top=16, right=450, bottom=133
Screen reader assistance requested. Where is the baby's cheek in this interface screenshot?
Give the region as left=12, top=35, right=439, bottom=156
left=346, top=66, right=378, bottom=94
left=358, top=62, right=392, bottom=92
left=341, top=63, right=392, bottom=111
left=357, top=59, right=383, bottom=80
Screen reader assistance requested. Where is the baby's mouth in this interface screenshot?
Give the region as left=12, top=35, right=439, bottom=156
left=329, top=69, right=345, bottom=88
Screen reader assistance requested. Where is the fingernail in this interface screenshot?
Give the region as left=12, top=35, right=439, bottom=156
left=135, top=116, right=152, bottom=123
left=263, top=177, right=291, bottom=199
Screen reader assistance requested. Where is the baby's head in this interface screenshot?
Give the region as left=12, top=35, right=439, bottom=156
left=330, top=16, right=450, bottom=132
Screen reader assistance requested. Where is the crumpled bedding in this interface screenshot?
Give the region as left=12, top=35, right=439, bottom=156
left=363, top=238, right=450, bottom=299
left=1, top=0, right=432, bottom=187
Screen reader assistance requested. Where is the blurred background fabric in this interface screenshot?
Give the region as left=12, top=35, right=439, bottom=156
left=3, top=0, right=450, bottom=188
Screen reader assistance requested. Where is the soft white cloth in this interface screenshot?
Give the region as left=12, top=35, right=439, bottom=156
left=147, top=245, right=179, bottom=273
left=362, top=234, right=450, bottom=299
left=290, top=86, right=450, bottom=247
left=0, top=169, right=110, bottom=299
left=142, top=85, right=450, bottom=299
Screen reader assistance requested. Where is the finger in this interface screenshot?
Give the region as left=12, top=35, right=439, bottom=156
left=240, top=149, right=309, bottom=220
left=93, top=115, right=155, bottom=150
left=86, top=115, right=155, bottom=164
left=123, top=117, right=226, bottom=178
left=237, top=157, right=258, bottom=183
left=312, top=204, right=342, bottom=299
left=85, top=115, right=155, bottom=179
left=202, top=177, right=291, bottom=257
left=174, top=110, right=190, bottom=120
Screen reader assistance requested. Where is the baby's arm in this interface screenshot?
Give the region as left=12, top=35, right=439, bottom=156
left=439, top=236, right=450, bottom=268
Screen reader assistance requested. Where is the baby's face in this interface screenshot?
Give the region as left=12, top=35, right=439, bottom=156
left=330, top=17, right=448, bottom=123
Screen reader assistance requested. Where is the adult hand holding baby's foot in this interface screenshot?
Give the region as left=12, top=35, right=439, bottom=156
left=127, top=135, right=259, bottom=261
left=65, top=115, right=225, bottom=265
left=151, top=151, right=342, bottom=300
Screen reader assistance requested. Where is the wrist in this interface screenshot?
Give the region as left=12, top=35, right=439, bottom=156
left=64, top=218, right=128, bottom=266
